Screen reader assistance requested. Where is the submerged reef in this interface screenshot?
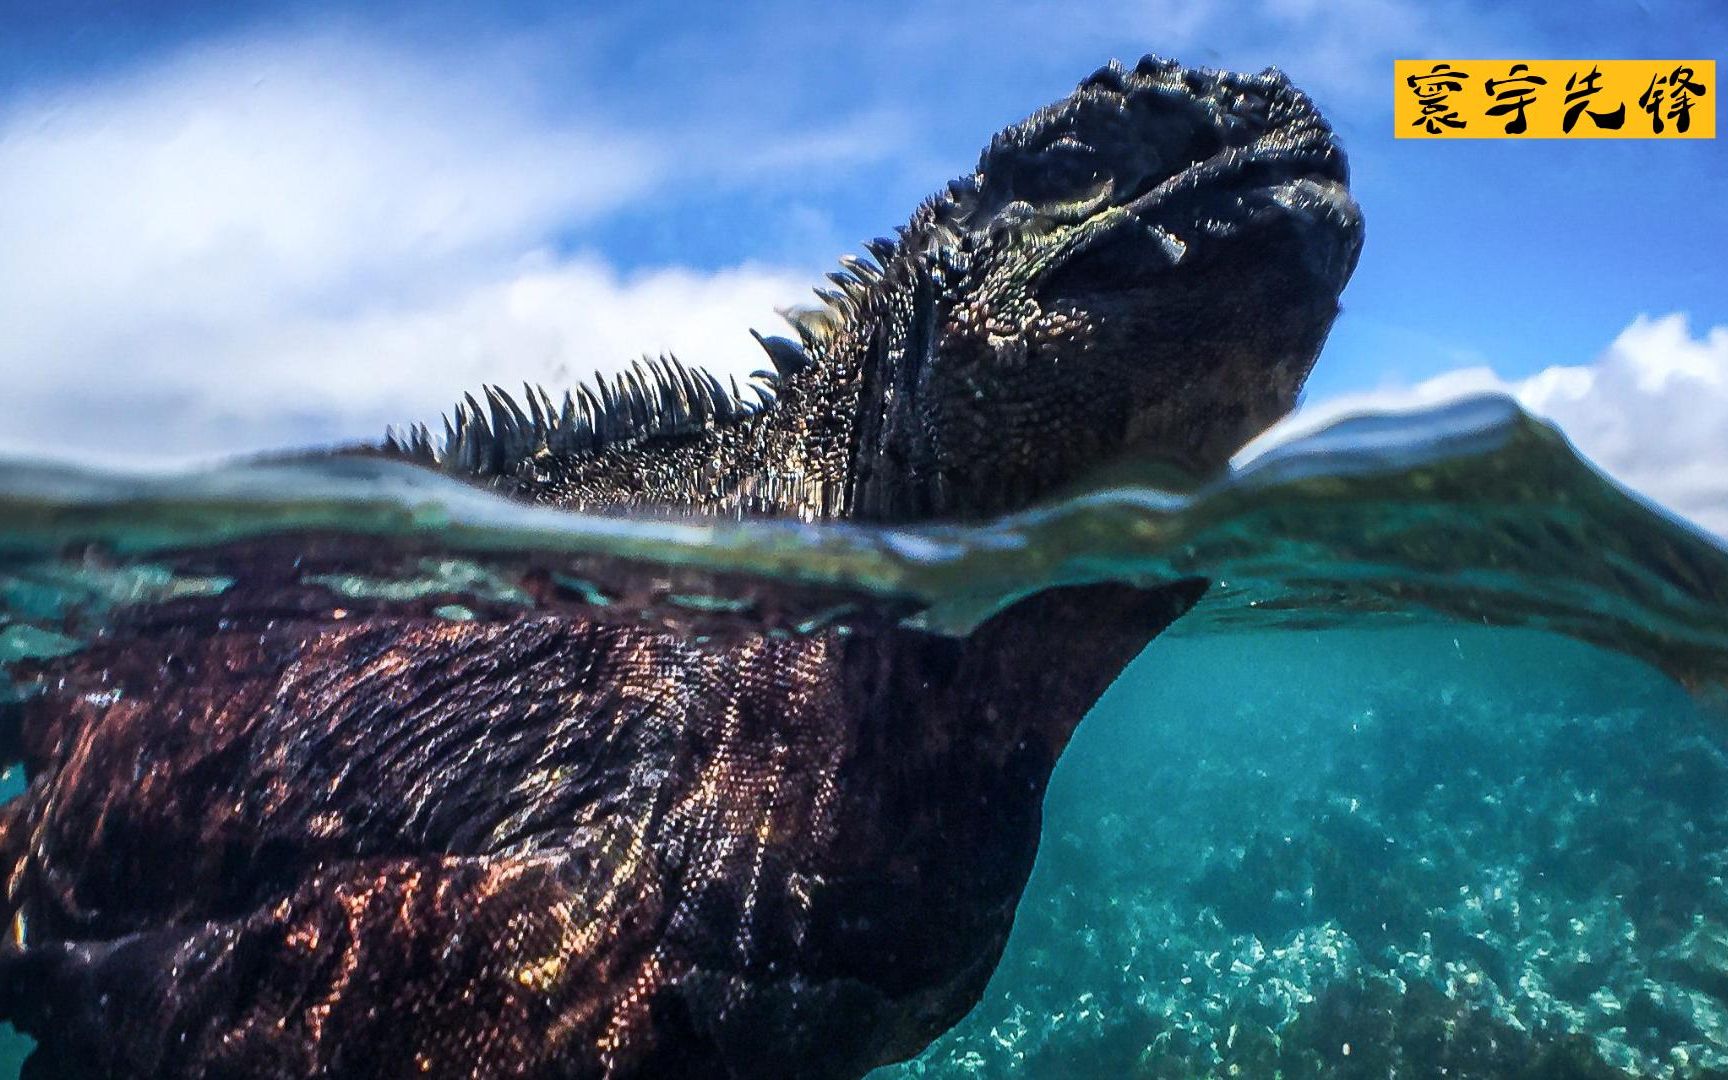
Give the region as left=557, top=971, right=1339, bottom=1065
left=880, top=628, right=1728, bottom=1079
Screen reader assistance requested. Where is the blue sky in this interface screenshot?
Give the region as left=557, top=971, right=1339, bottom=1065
left=1, top=0, right=1724, bottom=526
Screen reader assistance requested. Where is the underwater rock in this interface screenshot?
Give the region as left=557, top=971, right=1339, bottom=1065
left=1660, top=921, right=1728, bottom=1002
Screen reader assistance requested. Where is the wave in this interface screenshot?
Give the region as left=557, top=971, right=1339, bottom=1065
left=2, top=394, right=1724, bottom=695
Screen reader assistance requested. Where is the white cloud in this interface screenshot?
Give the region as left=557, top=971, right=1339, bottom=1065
left=1244, top=313, right=1728, bottom=535
left=0, top=35, right=656, bottom=338
left=7, top=253, right=813, bottom=468
left=0, top=33, right=841, bottom=469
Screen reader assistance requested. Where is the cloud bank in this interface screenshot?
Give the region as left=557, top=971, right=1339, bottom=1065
left=1252, top=313, right=1728, bottom=535
left=0, top=33, right=827, bottom=468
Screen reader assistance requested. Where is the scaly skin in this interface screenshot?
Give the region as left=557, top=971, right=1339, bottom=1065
left=0, top=55, right=1360, bottom=1078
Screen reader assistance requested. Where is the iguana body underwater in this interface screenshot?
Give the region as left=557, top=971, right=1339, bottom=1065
left=0, top=56, right=1361, bottom=1078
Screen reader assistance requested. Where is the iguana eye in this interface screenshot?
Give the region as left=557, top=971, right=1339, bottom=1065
left=1043, top=134, right=1095, bottom=157
left=1013, top=136, right=1108, bottom=204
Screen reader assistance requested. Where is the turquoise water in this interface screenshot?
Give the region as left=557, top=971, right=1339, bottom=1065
left=874, top=627, right=1726, bottom=1077
left=2, top=396, right=1726, bottom=1076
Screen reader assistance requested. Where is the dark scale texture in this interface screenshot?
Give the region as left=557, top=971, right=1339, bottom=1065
left=0, top=53, right=1361, bottom=1079
left=1, top=571, right=1203, bottom=1078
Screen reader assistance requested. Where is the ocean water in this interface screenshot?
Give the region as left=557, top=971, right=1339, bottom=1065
left=2, top=396, right=1725, bottom=1077
left=872, top=627, right=1726, bottom=1078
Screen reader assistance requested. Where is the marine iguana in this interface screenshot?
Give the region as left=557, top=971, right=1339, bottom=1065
left=0, top=56, right=1361, bottom=1078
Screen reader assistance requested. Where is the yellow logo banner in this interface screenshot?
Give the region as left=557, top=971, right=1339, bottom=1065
left=1396, top=60, right=1714, bottom=138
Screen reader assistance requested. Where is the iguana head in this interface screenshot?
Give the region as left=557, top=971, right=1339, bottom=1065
left=810, top=55, right=1364, bottom=518
left=387, top=56, right=1362, bottom=523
